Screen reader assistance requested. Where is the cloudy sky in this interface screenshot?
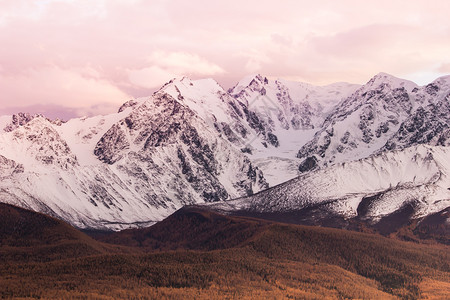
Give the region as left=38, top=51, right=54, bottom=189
left=0, top=0, right=449, bottom=119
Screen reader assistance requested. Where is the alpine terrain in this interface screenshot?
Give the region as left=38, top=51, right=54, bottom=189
left=0, top=72, right=448, bottom=232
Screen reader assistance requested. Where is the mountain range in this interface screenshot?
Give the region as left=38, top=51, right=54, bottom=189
left=0, top=72, right=448, bottom=231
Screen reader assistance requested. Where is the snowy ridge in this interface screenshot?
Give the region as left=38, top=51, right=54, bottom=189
left=205, top=145, right=450, bottom=222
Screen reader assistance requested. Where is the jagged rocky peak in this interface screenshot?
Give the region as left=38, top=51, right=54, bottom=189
left=3, top=112, right=66, bottom=132
left=154, top=77, right=234, bottom=121
left=180, top=76, right=224, bottom=87
left=219, top=74, right=363, bottom=159
left=169, top=77, right=228, bottom=99
left=3, top=112, right=43, bottom=132
left=423, top=74, right=450, bottom=96
left=247, top=74, right=269, bottom=89
left=158, top=76, right=225, bottom=95
left=10, top=117, right=78, bottom=169
left=230, top=74, right=269, bottom=95
left=118, top=99, right=139, bottom=113
left=51, top=118, right=66, bottom=126
left=366, top=72, right=418, bottom=92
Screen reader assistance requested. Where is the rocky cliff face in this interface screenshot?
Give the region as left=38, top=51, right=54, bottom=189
left=229, top=74, right=359, bottom=149
left=381, top=77, right=450, bottom=151
left=94, top=91, right=268, bottom=203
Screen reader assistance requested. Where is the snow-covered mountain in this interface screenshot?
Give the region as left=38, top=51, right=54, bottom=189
left=297, top=73, right=450, bottom=171
left=147, top=75, right=360, bottom=185
left=204, top=144, right=450, bottom=227
left=227, top=74, right=360, bottom=184
left=0, top=73, right=448, bottom=230
left=0, top=91, right=267, bottom=230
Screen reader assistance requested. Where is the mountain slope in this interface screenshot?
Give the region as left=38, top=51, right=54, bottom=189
left=204, top=144, right=450, bottom=238
left=0, top=203, right=115, bottom=262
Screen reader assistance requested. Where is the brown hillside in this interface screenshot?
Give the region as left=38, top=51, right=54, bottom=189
left=0, top=203, right=125, bottom=262
left=1, top=204, right=449, bottom=299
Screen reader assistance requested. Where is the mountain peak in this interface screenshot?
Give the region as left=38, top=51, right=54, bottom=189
left=158, top=76, right=225, bottom=96
left=230, top=74, right=269, bottom=94
left=366, top=72, right=418, bottom=91
left=371, top=72, right=405, bottom=83
left=431, top=74, right=450, bottom=88
left=3, top=112, right=50, bottom=132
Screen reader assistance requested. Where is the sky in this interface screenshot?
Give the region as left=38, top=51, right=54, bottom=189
left=0, top=0, right=449, bottom=120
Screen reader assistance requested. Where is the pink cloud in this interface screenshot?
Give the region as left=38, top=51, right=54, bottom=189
left=127, top=51, right=225, bottom=89
left=438, top=63, right=450, bottom=73
left=0, top=0, right=448, bottom=118
left=0, top=65, right=130, bottom=112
